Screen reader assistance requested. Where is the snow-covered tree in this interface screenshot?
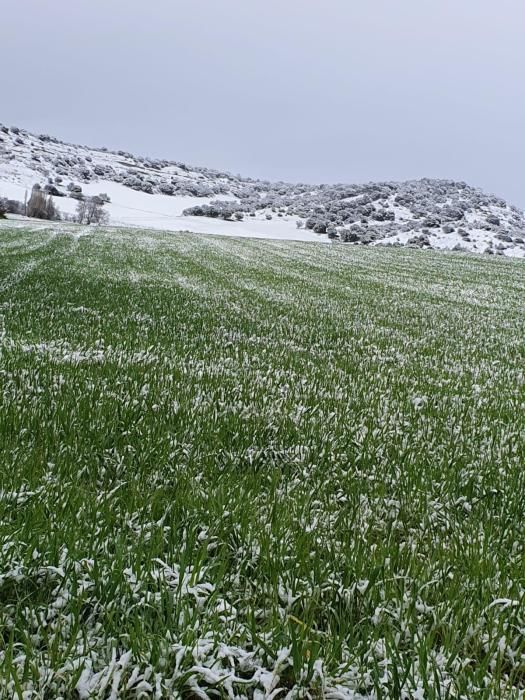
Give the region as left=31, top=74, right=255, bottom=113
left=27, top=185, right=61, bottom=220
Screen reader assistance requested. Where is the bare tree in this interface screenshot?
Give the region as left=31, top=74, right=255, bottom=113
left=75, top=196, right=109, bottom=225
left=75, top=199, right=88, bottom=224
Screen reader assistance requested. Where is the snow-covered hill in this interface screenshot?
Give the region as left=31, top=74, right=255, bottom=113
left=1, top=123, right=524, bottom=256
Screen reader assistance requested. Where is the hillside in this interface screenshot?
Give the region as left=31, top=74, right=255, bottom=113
left=1, top=122, right=525, bottom=255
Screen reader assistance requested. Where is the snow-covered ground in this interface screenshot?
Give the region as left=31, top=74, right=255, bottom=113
left=176, top=214, right=325, bottom=241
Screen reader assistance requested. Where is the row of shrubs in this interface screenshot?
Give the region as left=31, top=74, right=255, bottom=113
left=183, top=179, right=522, bottom=242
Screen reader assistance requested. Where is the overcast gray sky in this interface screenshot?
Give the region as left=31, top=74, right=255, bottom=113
left=2, top=1, right=524, bottom=205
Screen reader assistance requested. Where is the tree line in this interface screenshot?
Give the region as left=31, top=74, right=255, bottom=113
left=0, top=185, right=109, bottom=224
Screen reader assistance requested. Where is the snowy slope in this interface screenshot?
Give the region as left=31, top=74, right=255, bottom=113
left=1, top=123, right=524, bottom=255
left=0, top=126, right=319, bottom=242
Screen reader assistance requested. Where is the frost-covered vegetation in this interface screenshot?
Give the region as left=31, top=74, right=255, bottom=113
left=1, top=123, right=525, bottom=254
left=1, top=224, right=525, bottom=697
left=183, top=178, right=525, bottom=255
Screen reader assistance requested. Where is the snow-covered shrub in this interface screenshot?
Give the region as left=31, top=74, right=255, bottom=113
left=123, top=177, right=142, bottom=190
left=304, top=217, right=316, bottom=230
left=371, top=208, right=395, bottom=222
left=159, top=182, right=174, bottom=195
left=44, top=184, right=65, bottom=197
left=423, top=215, right=441, bottom=228
left=441, top=206, right=465, bottom=221
left=313, top=220, right=328, bottom=233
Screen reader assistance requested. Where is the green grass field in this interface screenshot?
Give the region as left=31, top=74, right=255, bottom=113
left=1, top=224, right=525, bottom=698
